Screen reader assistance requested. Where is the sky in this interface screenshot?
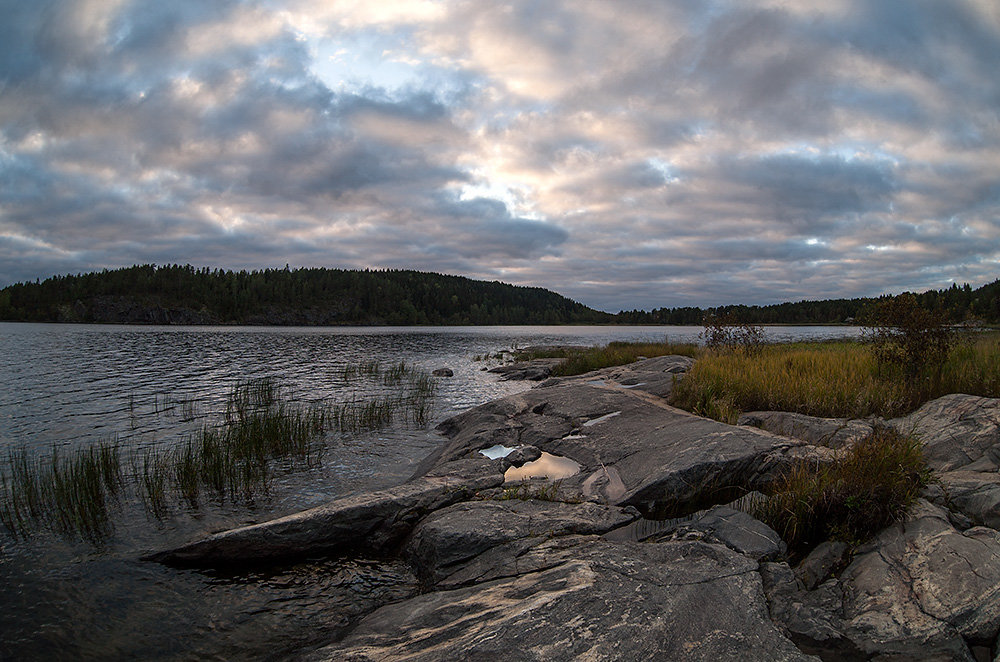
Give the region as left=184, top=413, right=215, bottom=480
left=1, top=0, right=998, bottom=312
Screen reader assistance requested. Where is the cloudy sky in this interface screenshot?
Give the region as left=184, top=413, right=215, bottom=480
left=1, top=0, right=998, bottom=311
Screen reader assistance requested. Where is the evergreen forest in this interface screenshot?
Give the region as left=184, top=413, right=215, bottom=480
left=0, top=264, right=997, bottom=326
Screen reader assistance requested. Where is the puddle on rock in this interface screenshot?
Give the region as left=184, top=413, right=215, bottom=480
left=504, top=452, right=581, bottom=482
left=480, top=444, right=517, bottom=460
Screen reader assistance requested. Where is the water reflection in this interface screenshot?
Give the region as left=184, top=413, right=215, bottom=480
left=504, top=452, right=581, bottom=482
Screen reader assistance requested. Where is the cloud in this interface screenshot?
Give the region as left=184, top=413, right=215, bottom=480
left=1, top=0, right=998, bottom=311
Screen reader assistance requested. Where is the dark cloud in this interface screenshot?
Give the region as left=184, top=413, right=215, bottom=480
left=1, top=0, right=998, bottom=311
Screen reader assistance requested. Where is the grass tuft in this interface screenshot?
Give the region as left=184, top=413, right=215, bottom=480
left=0, top=367, right=438, bottom=542
left=751, top=426, right=931, bottom=555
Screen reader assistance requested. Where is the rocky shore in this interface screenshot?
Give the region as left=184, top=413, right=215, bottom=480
left=149, top=356, right=1000, bottom=661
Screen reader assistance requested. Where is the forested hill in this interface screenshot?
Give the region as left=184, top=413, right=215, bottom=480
left=0, top=265, right=612, bottom=325
left=616, top=279, right=1000, bottom=325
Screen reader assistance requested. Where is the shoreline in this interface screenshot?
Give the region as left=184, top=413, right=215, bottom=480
left=146, top=353, right=1000, bottom=660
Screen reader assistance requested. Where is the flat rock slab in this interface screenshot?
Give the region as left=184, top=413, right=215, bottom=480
left=304, top=539, right=816, bottom=662
left=738, top=411, right=878, bottom=450
left=148, top=458, right=505, bottom=567
left=430, top=357, right=827, bottom=515
left=488, top=358, right=565, bottom=381
left=647, top=504, right=787, bottom=562
left=405, top=499, right=638, bottom=585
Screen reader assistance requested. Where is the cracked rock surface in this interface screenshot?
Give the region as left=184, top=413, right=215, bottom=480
left=304, top=539, right=816, bottom=662
left=147, top=358, right=1000, bottom=661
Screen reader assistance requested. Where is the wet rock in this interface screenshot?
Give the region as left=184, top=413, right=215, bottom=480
left=500, top=444, right=542, bottom=468
left=488, top=358, right=565, bottom=381
left=795, top=540, right=850, bottom=590
left=432, top=368, right=454, bottom=377
left=146, top=458, right=505, bottom=568
left=404, top=499, right=637, bottom=586
left=304, top=539, right=817, bottom=662
left=738, top=411, right=878, bottom=450
left=891, top=394, right=1000, bottom=472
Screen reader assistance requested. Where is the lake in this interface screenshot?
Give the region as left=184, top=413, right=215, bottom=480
left=0, top=323, right=861, bottom=660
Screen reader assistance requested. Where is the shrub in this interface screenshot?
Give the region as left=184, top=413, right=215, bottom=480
left=751, top=426, right=930, bottom=555
left=861, top=293, right=956, bottom=378
left=700, top=312, right=766, bottom=355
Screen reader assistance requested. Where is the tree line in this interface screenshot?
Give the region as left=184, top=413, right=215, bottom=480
left=0, top=264, right=611, bottom=325
left=615, top=280, right=1000, bottom=326
left=0, top=264, right=997, bottom=326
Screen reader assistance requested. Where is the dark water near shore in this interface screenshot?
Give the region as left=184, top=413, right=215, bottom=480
left=0, top=323, right=860, bottom=660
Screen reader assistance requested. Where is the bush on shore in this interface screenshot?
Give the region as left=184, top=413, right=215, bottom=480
left=751, top=426, right=931, bottom=556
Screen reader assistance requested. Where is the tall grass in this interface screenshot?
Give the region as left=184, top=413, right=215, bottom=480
left=0, top=442, right=124, bottom=543
left=517, top=340, right=698, bottom=377
left=0, top=366, right=438, bottom=542
left=750, top=426, right=931, bottom=556
left=670, top=333, right=1000, bottom=422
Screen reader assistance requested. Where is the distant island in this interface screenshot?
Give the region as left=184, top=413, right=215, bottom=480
left=0, top=264, right=997, bottom=326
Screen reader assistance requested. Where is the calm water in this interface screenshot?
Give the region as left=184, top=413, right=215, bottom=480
left=0, top=323, right=860, bottom=660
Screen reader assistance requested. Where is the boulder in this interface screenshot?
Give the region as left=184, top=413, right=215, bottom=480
left=432, top=368, right=454, bottom=377
left=842, top=501, right=1000, bottom=653
left=891, top=394, right=1000, bottom=472
left=935, top=470, right=1000, bottom=529
left=765, top=500, right=1000, bottom=661
left=647, top=504, right=787, bottom=562
left=303, top=539, right=817, bottom=662
left=147, top=458, right=505, bottom=567
left=794, top=540, right=850, bottom=591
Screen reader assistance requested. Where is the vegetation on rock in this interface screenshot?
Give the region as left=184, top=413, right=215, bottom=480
left=751, top=426, right=931, bottom=556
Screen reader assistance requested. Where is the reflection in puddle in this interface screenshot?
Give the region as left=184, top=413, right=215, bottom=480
left=504, top=452, right=581, bottom=482
left=480, top=444, right=517, bottom=459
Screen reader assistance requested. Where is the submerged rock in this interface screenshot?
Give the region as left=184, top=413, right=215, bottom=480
left=147, top=458, right=504, bottom=567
